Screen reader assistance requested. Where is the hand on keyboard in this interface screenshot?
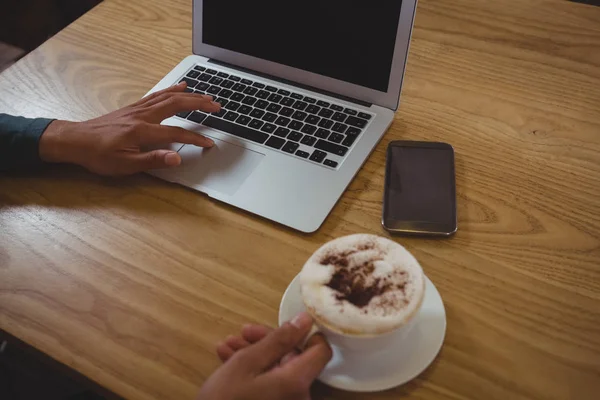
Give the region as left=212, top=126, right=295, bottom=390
left=39, top=82, right=221, bottom=176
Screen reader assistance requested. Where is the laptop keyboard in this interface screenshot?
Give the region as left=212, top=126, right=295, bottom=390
left=176, top=65, right=374, bottom=169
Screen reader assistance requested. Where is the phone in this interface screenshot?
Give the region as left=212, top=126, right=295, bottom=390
left=382, top=141, right=457, bottom=236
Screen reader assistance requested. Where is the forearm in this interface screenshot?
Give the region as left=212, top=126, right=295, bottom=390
left=0, top=113, right=55, bottom=171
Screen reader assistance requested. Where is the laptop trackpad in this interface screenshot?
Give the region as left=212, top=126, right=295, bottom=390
left=175, top=140, right=264, bottom=197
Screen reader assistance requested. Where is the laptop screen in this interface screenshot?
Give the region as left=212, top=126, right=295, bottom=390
left=203, top=1, right=403, bottom=92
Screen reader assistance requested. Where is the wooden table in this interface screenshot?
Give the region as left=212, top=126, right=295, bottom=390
left=1, top=0, right=599, bottom=399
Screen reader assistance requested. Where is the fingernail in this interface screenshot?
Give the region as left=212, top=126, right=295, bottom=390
left=290, top=312, right=312, bottom=329
left=205, top=138, right=215, bottom=147
left=164, top=152, right=181, bottom=166
left=211, top=101, right=220, bottom=106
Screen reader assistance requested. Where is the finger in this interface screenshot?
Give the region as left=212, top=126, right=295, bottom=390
left=141, top=91, right=214, bottom=111
left=131, top=82, right=187, bottom=107
left=239, top=312, right=313, bottom=371
left=224, top=335, right=251, bottom=352
left=279, top=351, right=299, bottom=367
left=146, top=95, right=221, bottom=122
left=277, top=334, right=332, bottom=383
left=136, top=124, right=214, bottom=148
left=216, top=341, right=235, bottom=363
left=241, top=324, right=273, bottom=343
left=124, top=149, right=182, bottom=173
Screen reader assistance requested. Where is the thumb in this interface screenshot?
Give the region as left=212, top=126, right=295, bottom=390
left=129, top=149, right=182, bottom=171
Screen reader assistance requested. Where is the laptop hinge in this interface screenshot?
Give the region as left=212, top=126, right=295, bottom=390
left=208, top=59, right=372, bottom=108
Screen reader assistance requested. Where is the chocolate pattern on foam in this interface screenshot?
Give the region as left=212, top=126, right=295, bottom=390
left=322, top=241, right=409, bottom=311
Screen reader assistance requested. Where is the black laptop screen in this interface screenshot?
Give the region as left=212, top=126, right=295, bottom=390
left=202, top=1, right=403, bottom=92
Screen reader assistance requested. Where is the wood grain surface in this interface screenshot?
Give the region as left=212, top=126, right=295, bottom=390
left=1, top=0, right=599, bottom=399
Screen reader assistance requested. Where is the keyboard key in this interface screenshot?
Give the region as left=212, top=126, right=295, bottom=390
left=301, top=135, right=317, bottom=146
left=229, top=75, right=241, bottom=82
left=266, top=85, right=277, bottom=92
left=176, top=110, right=191, bottom=119
left=315, top=128, right=330, bottom=139
left=250, top=109, right=265, bottom=118
left=237, top=115, right=251, bottom=125
left=282, top=141, right=299, bottom=153
left=267, top=103, right=282, bottom=113
left=232, top=83, right=246, bottom=92
left=296, top=150, right=310, bottom=158
left=358, top=112, right=372, bottom=120
left=221, top=80, right=234, bottom=89
left=342, top=135, right=357, bottom=147
left=343, top=108, right=357, bottom=116
left=197, top=82, right=210, bottom=91
left=306, top=105, right=320, bottom=114
left=238, top=105, right=252, bottom=115
left=199, top=73, right=212, bottom=82
left=257, top=90, right=270, bottom=99
left=249, top=119, right=264, bottom=130
left=194, top=65, right=206, bottom=72
left=332, top=122, right=348, bottom=133
left=187, top=70, right=200, bottom=79
left=242, top=96, right=257, bottom=106
left=275, top=116, right=291, bottom=126
left=214, top=108, right=227, bottom=118
left=231, top=92, right=245, bottom=102
left=274, top=127, right=290, bottom=137
left=224, top=111, right=239, bottom=121
left=280, top=97, right=295, bottom=107
left=255, top=100, right=269, bottom=109
left=329, top=133, right=344, bottom=143
left=301, top=124, right=317, bottom=135
left=215, top=98, right=228, bottom=107
left=292, top=101, right=308, bottom=111
left=317, top=100, right=330, bottom=107
left=219, top=89, right=233, bottom=98
left=324, top=159, right=338, bottom=168
left=304, top=96, right=316, bottom=104
left=188, top=111, right=207, bottom=124
left=226, top=101, right=241, bottom=111
left=252, top=82, right=265, bottom=88
left=206, top=68, right=218, bottom=74
left=203, top=116, right=268, bottom=144
left=181, top=77, right=199, bottom=88
left=332, top=112, right=346, bottom=122
left=306, top=115, right=320, bottom=125
left=207, top=85, right=221, bottom=95
left=309, top=150, right=327, bottom=163
left=268, top=93, right=283, bottom=103
left=288, top=131, right=303, bottom=142
left=265, top=136, right=285, bottom=149
left=346, top=127, right=361, bottom=136
left=241, top=78, right=253, bottom=85
left=262, top=112, right=277, bottom=122
left=292, top=111, right=307, bottom=121
left=217, top=72, right=229, bottom=78
left=318, top=119, right=333, bottom=129
left=209, top=76, right=223, bottom=85
left=244, top=87, right=258, bottom=96
left=315, top=140, right=348, bottom=156
left=291, top=93, right=303, bottom=99
left=261, top=123, right=276, bottom=133
left=318, top=108, right=334, bottom=118
left=345, top=116, right=368, bottom=129
left=289, top=120, right=303, bottom=130
left=279, top=107, right=294, bottom=117
left=330, top=104, right=343, bottom=111
left=278, top=89, right=291, bottom=96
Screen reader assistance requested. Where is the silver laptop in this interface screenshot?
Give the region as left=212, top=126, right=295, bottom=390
left=147, top=0, right=418, bottom=233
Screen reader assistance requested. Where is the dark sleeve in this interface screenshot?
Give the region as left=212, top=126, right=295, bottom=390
left=0, top=113, right=55, bottom=171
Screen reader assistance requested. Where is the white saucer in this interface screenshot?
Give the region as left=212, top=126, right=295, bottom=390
left=278, top=274, right=446, bottom=392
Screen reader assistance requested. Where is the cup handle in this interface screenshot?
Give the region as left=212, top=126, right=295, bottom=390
left=301, top=323, right=322, bottom=349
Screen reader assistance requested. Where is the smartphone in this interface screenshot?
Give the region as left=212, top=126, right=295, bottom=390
left=382, top=141, right=457, bottom=236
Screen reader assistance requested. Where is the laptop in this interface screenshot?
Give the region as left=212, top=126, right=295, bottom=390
left=147, top=0, right=418, bottom=233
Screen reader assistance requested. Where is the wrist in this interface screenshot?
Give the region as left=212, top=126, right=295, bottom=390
left=39, top=120, right=79, bottom=164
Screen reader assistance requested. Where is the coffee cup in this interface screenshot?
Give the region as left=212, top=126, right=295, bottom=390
left=299, top=234, right=425, bottom=353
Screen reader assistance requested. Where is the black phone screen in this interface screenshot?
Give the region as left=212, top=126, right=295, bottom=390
left=383, top=142, right=456, bottom=234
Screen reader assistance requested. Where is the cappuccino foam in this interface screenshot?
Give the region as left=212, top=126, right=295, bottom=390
left=300, top=234, right=425, bottom=335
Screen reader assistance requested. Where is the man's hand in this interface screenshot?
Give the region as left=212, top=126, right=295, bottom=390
left=198, top=312, right=332, bottom=400
left=39, top=82, right=220, bottom=176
